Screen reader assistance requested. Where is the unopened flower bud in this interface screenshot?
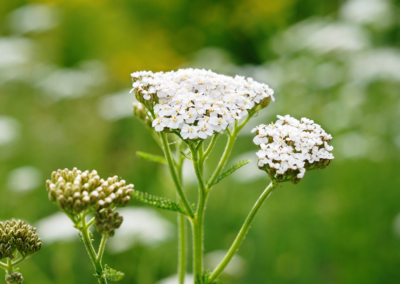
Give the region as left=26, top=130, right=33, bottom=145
left=0, top=220, right=41, bottom=260
left=5, top=272, right=24, bottom=284
left=95, top=209, right=123, bottom=237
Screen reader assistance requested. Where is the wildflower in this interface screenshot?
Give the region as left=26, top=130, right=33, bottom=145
left=130, top=69, right=274, bottom=140
left=253, top=115, right=334, bottom=184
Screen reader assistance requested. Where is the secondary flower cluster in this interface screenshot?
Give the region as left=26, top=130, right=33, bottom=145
left=0, top=219, right=42, bottom=259
left=5, top=272, right=23, bottom=284
left=95, top=208, right=123, bottom=237
left=130, top=68, right=274, bottom=140
left=253, top=115, right=334, bottom=184
left=46, top=168, right=133, bottom=216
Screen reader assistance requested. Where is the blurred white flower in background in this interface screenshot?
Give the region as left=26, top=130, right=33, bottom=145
left=351, top=49, right=400, bottom=84
left=156, top=274, right=194, bottom=284
left=271, top=19, right=369, bottom=56
left=107, top=207, right=174, bottom=253
left=0, top=37, right=36, bottom=84
left=205, top=250, right=247, bottom=277
left=7, top=4, right=59, bottom=34
left=7, top=166, right=42, bottom=192
left=340, top=0, right=393, bottom=29
left=0, top=116, right=21, bottom=146
left=36, top=212, right=78, bottom=243
left=305, top=22, right=369, bottom=54
left=37, top=60, right=106, bottom=100
left=98, top=89, right=134, bottom=121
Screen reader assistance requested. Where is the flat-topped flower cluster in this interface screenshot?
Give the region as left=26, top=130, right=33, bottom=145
left=253, top=115, right=334, bottom=183
left=130, top=68, right=274, bottom=140
left=46, top=168, right=133, bottom=215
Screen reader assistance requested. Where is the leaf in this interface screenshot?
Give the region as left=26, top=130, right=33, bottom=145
left=131, top=189, right=187, bottom=215
left=104, top=264, right=124, bottom=282
left=213, top=160, right=251, bottom=186
left=136, top=151, right=167, bottom=164
left=180, top=150, right=193, bottom=162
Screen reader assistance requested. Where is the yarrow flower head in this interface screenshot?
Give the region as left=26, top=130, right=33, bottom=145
left=46, top=168, right=133, bottom=215
left=130, top=68, right=274, bottom=140
left=0, top=219, right=42, bottom=259
left=252, top=115, right=334, bottom=184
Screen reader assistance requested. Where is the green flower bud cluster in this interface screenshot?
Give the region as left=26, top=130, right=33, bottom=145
left=95, top=208, right=123, bottom=237
left=5, top=272, right=23, bottom=284
left=0, top=219, right=42, bottom=259
left=46, top=168, right=134, bottom=216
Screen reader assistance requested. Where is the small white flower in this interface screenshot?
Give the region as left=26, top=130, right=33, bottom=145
left=130, top=68, right=274, bottom=140
left=253, top=115, right=334, bottom=183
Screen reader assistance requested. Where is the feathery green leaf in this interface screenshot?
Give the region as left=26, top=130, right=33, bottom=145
left=213, top=160, right=251, bottom=186
left=136, top=151, right=167, bottom=164
left=180, top=150, right=193, bottom=162
left=131, top=189, right=187, bottom=215
left=103, top=264, right=124, bottom=282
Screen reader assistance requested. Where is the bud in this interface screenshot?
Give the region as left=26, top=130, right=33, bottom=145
left=0, top=220, right=41, bottom=259
left=5, top=272, right=24, bottom=284
left=132, top=102, right=147, bottom=122
left=46, top=168, right=133, bottom=216
left=95, top=208, right=123, bottom=237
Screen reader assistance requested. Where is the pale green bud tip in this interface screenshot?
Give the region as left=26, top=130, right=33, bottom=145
left=0, top=219, right=42, bottom=260
left=46, top=168, right=134, bottom=216
left=5, top=272, right=24, bottom=284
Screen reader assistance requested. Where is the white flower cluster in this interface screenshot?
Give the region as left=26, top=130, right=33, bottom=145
left=252, top=115, right=334, bottom=183
left=131, top=68, right=274, bottom=140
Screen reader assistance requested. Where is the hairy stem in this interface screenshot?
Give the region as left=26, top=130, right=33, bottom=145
left=208, top=182, right=277, bottom=282
left=81, top=215, right=107, bottom=284
left=160, top=132, right=194, bottom=218
left=97, top=234, right=108, bottom=263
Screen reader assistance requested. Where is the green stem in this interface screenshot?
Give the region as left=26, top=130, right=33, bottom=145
left=208, top=182, right=277, bottom=282
left=87, top=216, right=96, bottom=228
left=178, top=214, right=187, bottom=284
left=206, top=115, right=253, bottom=190
left=0, top=261, right=7, bottom=270
left=160, top=132, right=194, bottom=218
left=202, top=133, right=219, bottom=162
left=11, top=256, right=26, bottom=266
left=97, top=235, right=108, bottom=263
left=190, top=145, right=209, bottom=284
left=6, top=258, right=12, bottom=275
left=81, top=215, right=107, bottom=284
left=176, top=141, right=187, bottom=284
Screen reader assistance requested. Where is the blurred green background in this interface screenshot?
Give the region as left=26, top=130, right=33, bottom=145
left=1, top=0, right=400, bottom=283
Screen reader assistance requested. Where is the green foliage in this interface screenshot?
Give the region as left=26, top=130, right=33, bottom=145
left=136, top=151, right=167, bottom=164
left=131, top=189, right=187, bottom=215
left=103, top=265, right=124, bottom=282
left=212, top=160, right=251, bottom=186
left=196, top=271, right=222, bottom=284
left=180, top=150, right=193, bottom=162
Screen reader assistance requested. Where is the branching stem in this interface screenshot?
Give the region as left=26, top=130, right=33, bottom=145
left=208, top=181, right=277, bottom=282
